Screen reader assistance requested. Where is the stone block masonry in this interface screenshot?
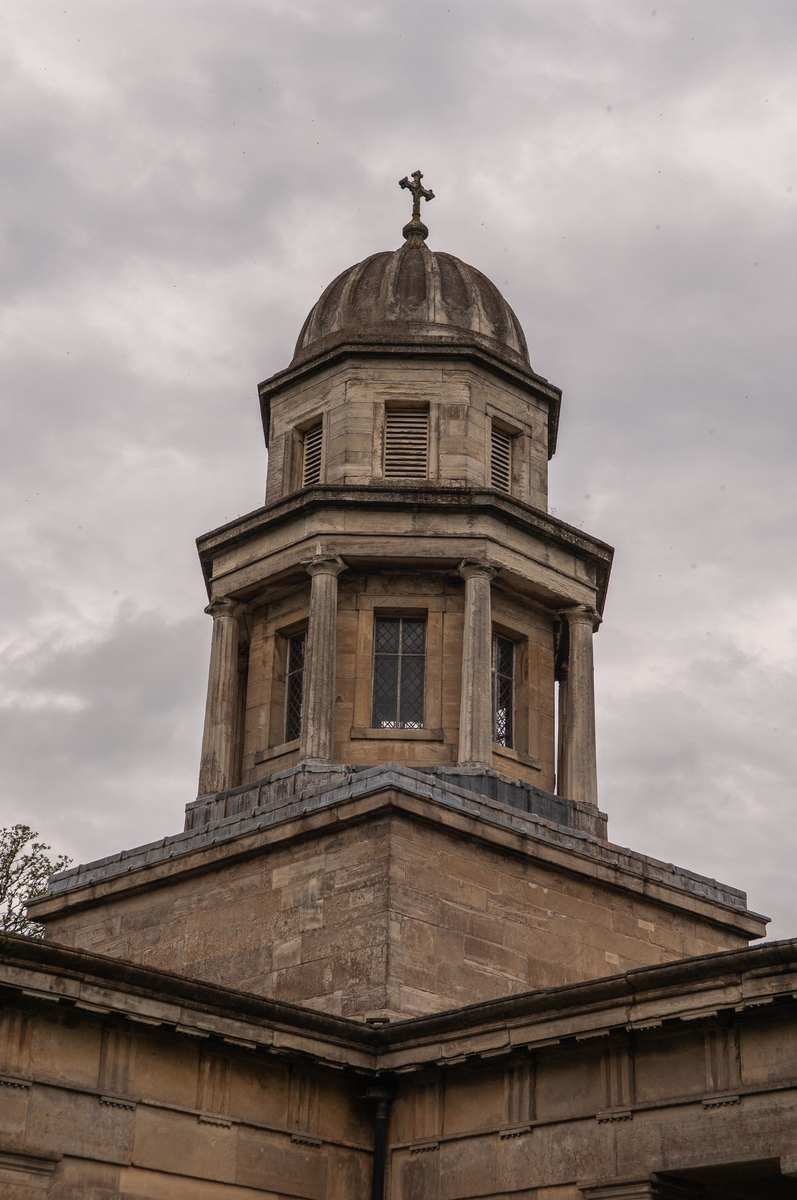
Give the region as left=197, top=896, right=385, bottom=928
left=29, top=766, right=765, bottom=1020
left=2, top=932, right=797, bottom=1199
left=10, top=202, right=792, bottom=1197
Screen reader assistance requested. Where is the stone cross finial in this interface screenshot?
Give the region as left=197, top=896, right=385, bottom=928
left=399, top=170, right=434, bottom=242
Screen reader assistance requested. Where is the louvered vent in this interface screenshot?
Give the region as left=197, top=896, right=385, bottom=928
left=491, top=425, right=512, bottom=493
left=301, top=422, right=323, bottom=486
left=384, top=408, right=428, bottom=478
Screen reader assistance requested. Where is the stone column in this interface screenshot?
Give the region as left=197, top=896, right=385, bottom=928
left=457, top=560, right=497, bottom=768
left=557, top=604, right=599, bottom=806
left=198, top=597, right=242, bottom=796
left=300, top=556, right=347, bottom=763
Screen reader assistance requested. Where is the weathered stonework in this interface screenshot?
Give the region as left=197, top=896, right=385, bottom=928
left=232, top=569, right=560, bottom=787
left=2, top=934, right=797, bottom=1198
left=194, top=322, right=607, bottom=801
left=11, top=213, right=793, bottom=1198
left=29, top=766, right=764, bottom=1020
left=195, top=487, right=611, bottom=793
left=262, top=358, right=553, bottom=512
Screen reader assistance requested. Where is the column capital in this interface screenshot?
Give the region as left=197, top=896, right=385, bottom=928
left=304, top=555, right=347, bottom=579
left=561, top=603, right=602, bottom=631
left=458, top=559, right=498, bottom=582
left=204, top=596, right=241, bottom=619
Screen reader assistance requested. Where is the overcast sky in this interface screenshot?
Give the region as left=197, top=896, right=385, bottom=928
left=1, top=0, right=795, bottom=938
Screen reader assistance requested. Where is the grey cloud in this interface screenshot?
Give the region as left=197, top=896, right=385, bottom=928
left=1, top=0, right=795, bottom=937
left=0, top=609, right=207, bottom=863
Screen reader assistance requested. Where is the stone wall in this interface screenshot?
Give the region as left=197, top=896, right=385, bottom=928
left=384, top=814, right=747, bottom=1015
left=0, top=987, right=370, bottom=1199
left=38, top=791, right=757, bottom=1020
left=389, top=1000, right=797, bottom=1199
left=263, top=357, right=550, bottom=513
left=239, top=570, right=557, bottom=790
left=2, top=936, right=797, bottom=1200
left=44, top=816, right=392, bottom=1017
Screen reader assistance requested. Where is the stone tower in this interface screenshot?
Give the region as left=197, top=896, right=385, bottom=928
left=15, top=178, right=796, bottom=1200
left=30, top=180, right=764, bottom=1021
left=196, top=191, right=609, bottom=809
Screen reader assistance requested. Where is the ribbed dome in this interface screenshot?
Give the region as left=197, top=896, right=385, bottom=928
left=293, top=240, right=530, bottom=368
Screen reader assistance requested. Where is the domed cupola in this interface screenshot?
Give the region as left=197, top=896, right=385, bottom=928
left=292, top=172, right=530, bottom=369
left=192, top=169, right=608, bottom=918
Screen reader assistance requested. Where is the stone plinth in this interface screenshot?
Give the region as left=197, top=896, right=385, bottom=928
left=29, top=766, right=766, bottom=1020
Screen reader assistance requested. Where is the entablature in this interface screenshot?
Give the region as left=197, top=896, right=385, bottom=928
left=3, top=933, right=795, bottom=1076
left=196, top=485, right=613, bottom=614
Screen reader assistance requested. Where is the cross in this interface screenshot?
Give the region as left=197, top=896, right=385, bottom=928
left=400, top=170, right=435, bottom=218
left=399, top=170, right=434, bottom=241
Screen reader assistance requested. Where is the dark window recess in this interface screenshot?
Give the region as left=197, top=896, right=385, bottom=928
left=302, top=422, right=323, bottom=486
left=284, top=631, right=306, bottom=742
left=491, top=425, right=512, bottom=493
left=492, top=633, right=514, bottom=747
left=384, top=408, right=428, bottom=478
left=372, top=617, right=426, bottom=729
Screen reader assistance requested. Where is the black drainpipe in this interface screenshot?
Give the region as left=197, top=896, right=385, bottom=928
left=364, top=1085, right=395, bottom=1200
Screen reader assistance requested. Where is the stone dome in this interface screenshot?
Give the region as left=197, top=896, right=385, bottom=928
left=292, top=239, right=530, bottom=368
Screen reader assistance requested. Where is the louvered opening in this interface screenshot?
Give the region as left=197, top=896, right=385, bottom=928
left=301, top=422, right=323, bottom=487
left=384, top=408, right=429, bottom=478
left=491, top=424, right=512, bottom=493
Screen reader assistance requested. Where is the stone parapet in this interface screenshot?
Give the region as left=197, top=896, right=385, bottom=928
left=422, top=766, right=608, bottom=838
left=36, top=764, right=759, bottom=928
left=3, top=930, right=797, bottom=1065
left=185, top=761, right=358, bottom=831
left=184, top=762, right=606, bottom=837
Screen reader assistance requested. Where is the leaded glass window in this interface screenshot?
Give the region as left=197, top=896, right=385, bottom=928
left=284, top=631, right=306, bottom=742
left=492, top=633, right=514, bottom=747
left=372, top=617, right=426, bottom=729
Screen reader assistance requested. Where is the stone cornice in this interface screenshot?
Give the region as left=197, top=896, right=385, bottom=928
left=29, top=764, right=763, bottom=938
left=2, top=933, right=796, bottom=1074
left=0, top=931, right=374, bottom=1069
left=376, top=936, right=797, bottom=1071
left=195, top=485, right=614, bottom=609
